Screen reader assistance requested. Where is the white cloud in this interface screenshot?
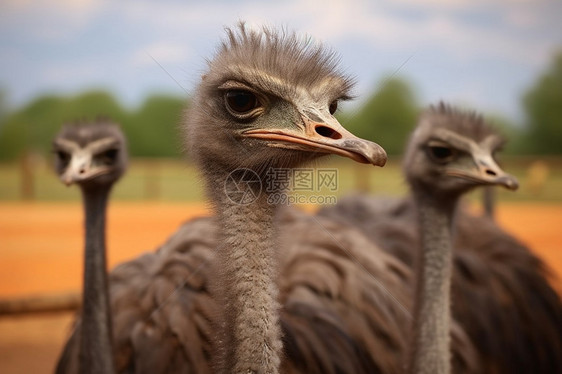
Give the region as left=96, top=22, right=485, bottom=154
left=390, top=0, right=541, bottom=10
left=1, top=0, right=559, bottom=119
left=505, top=7, right=540, bottom=29
left=116, top=1, right=230, bottom=33
left=414, top=16, right=546, bottom=64
left=295, top=1, right=551, bottom=67
left=390, top=0, right=473, bottom=9
left=42, top=63, right=100, bottom=85
left=1, top=0, right=106, bottom=41
left=132, top=41, right=191, bottom=67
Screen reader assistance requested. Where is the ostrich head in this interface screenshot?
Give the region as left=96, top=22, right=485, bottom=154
left=185, top=23, right=387, bottom=178
left=403, top=102, right=518, bottom=198
left=53, top=120, right=127, bottom=189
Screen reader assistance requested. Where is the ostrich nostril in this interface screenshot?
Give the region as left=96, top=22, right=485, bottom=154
left=79, top=168, right=86, bottom=174
left=315, top=125, right=342, bottom=140
left=485, top=169, right=497, bottom=176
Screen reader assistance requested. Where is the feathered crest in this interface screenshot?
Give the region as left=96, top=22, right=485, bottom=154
left=55, top=118, right=124, bottom=148
left=422, top=102, right=503, bottom=144
left=207, top=22, right=354, bottom=99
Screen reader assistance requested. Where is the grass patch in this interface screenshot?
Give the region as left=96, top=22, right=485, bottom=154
left=1, top=157, right=561, bottom=202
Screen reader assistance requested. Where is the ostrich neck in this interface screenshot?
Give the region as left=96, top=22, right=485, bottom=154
left=210, top=172, right=282, bottom=374
left=408, top=189, right=457, bottom=374
left=79, top=186, right=115, bottom=374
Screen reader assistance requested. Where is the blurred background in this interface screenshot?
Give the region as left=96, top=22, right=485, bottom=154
left=1, top=1, right=561, bottom=373
left=1, top=0, right=562, bottom=201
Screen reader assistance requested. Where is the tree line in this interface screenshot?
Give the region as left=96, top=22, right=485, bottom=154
left=0, top=50, right=560, bottom=161
left=0, top=91, right=187, bottom=160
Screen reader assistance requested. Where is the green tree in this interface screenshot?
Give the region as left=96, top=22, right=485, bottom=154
left=0, top=94, right=67, bottom=160
left=346, top=77, right=419, bottom=156
left=523, top=51, right=562, bottom=154
left=66, top=90, right=128, bottom=123
left=483, top=114, right=526, bottom=156
left=0, top=89, right=7, bottom=124
left=0, top=90, right=127, bottom=160
left=127, top=94, right=188, bottom=158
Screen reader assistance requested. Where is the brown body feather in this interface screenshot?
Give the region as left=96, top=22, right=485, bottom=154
left=319, top=194, right=562, bottom=373
left=56, top=208, right=481, bottom=373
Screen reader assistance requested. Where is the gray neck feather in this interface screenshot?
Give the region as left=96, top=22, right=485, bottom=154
left=408, top=190, right=456, bottom=374
left=79, top=186, right=115, bottom=374
left=209, top=172, right=282, bottom=374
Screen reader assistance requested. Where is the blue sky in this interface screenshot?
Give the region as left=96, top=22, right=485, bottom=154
left=1, top=0, right=561, bottom=122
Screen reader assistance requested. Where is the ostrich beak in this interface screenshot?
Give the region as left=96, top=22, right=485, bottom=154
left=474, top=154, right=519, bottom=190
left=60, top=153, right=112, bottom=186
left=446, top=153, right=519, bottom=191
left=242, top=117, right=387, bottom=167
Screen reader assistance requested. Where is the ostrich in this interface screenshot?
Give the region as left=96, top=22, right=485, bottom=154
left=319, top=103, right=562, bottom=373
left=400, top=103, right=519, bottom=373
left=53, top=120, right=127, bottom=374
left=183, top=23, right=391, bottom=374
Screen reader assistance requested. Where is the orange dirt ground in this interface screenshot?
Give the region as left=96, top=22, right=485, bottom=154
left=0, top=202, right=561, bottom=373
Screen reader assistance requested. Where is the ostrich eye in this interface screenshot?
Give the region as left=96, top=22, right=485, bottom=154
left=329, top=100, right=338, bottom=115
left=57, top=151, right=71, bottom=167
left=99, top=149, right=119, bottom=165
left=225, top=90, right=259, bottom=114
left=427, top=145, right=455, bottom=163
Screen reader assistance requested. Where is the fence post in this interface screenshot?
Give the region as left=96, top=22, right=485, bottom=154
left=20, top=150, right=35, bottom=201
